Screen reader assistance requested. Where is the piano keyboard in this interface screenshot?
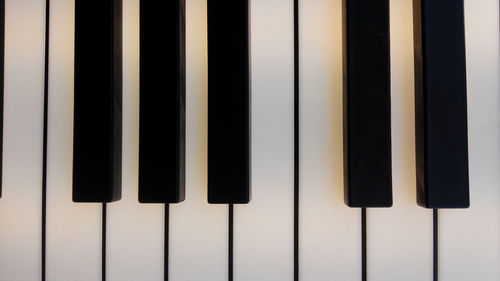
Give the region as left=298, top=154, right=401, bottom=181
left=0, top=0, right=499, bottom=281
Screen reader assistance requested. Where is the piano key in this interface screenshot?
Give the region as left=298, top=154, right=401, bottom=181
left=441, top=0, right=500, bottom=279
left=73, top=0, right=123, bottom=203
left=0, top=0, right=4, bottom=198
left=413, top=0, right=470, bottom=208
left=233, top=0, right=294, bottom=280
left=170, top=1, right=227, bottom=279
left=207, top=0, right=251, bottom=204
left=368, top=1, right=433, bottom=280
left=0, top=0, right=45, bottom=278
left=342, top=0, right=392, bottom=208
left=299, top=1, right=361, bottom=280
left=138, top=0, right=186, bottom=204
left=45, top=1, right=102, bottom=279
left=108, top=1, right=163, bottom=279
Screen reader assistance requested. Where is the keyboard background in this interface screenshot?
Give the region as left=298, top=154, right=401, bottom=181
left=0, top=0, right=498, bottom=280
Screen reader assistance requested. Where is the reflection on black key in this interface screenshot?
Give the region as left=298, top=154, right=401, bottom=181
left=342, top=0, right=393, bottom=207
left=413, top=0, right=469, bottom=208
left=73, top=0, right=122, bottom=203
left=207, top=0, right=251, bottom=204
left=139, top=0, right=186, bottom=203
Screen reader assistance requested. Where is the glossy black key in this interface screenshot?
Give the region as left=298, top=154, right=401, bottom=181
left=73, top=0, right=123, bottom=203
left=413, top=0, right=469, bottom=208
left=138, top=0, right=186, bottom=203
left=342, top=0, right=392, bottom=207
left=0, top=0, right=4, bottom=198
left=207, top=0, right=251, bottom=204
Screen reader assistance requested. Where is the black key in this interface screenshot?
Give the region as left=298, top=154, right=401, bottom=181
left=342, top=0, right=393, bottom=207
left=73, top=0, right=123, bottom=203
left=207, top=0, right=251, bottom=204
left=413, top=0, right=469, bottom=208
left=138, top=0, right=186, bottom=203
left=0, top=0, right=4, bottom=198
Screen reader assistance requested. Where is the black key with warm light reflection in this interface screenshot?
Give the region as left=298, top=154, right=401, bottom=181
left=342, top=0, right=393, bottom=207
left=73, top=0, right=122, bottom=202
left=207, top=0, right=251, bottom=204
left=413, top=0, right=469, bottom=208
left=138, top=0, right=186, bottom=203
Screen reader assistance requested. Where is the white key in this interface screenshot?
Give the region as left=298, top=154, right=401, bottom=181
left=441, top=1, right=500, bottom=280
left=368, top=1, right=432, bottom=280
left=0, top=0, right=45, bottom=280
left=233, top=1, right=294, bottom=281
left=300, top=1, right=361, bottom=280
left=107, top=0, right=164, bottom=280
left=45, top=1, right=102, bottom=280
left=170, top=0, right=228, bottom=280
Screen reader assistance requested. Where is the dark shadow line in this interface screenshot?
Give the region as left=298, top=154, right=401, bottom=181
left=433, top=209, right=438, bottom=281
left=293, top=0, right=300, bottom=280
left=41, top=0, right=50, bottom=280
left=102, top=203, right=107, bottom=281
left=229, top=204, right=234, bottom=281
left=165, top=204, right=170, bottom=281
left=362, top=208, right=367, bottom=281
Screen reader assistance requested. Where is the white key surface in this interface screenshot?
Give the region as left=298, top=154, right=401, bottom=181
left=368, top=1, right=433, bottom=280
left=233, top=0, right=295, bottom=280
left=107, top=0, right=164, bottom=280
left=441, top=1, right=500, bottom=280
left=45, top=1, right=102, bottom=280
left=299, top=0, right=361, bottom=280
left=170, top=0, right=228, bottom=280
left=0, top=0, right=45, bottom=280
